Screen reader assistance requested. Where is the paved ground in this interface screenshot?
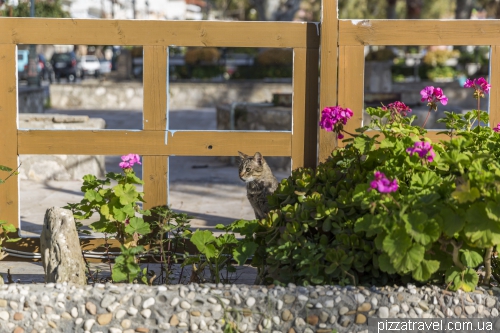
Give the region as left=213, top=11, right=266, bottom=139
left=4, top=106, right=290, bottom=283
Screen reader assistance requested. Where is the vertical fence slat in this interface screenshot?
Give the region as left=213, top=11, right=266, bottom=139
left=337, top=45, right=365, bottom=147
left=292, top=48, right=319, bottom=170
left=143, top=46, right=168, bottom=209
left=143, top=156, right=168, bottom=210
left=0, top=44, right=18, bottom=229
left=318, top=0, right=339, bottom=162
left=490, top=46, right=500, bottom=129
left=143, top=46, right=167, bottom=131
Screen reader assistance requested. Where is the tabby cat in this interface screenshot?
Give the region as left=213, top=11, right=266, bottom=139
left=238, top=151, right=279, bottom=220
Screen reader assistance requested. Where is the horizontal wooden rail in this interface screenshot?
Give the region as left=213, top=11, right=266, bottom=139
left=18, top=130, right=292, bottom=156
left=0, top=18, right=319, bottom=48
left=340, top=19, right=500, bottom=46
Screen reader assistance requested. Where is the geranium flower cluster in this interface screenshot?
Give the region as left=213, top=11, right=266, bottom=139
left=420, top=86, right=448, bottom=110
left=382, top=101, right=412, bottom=117
left=119, top=154, right=141, bottom=169
left=319, top=106, right=353, bottom=139
left=464, top=77, right=491, bottom=98
left=370, top=171, right=398, bottom=193
left=494, top=124, right=500, bottom=133
left=406, top=141, right=435, bottom=162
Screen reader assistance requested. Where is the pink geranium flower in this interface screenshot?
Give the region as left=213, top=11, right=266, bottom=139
left=406, top=141, right=435, bottom=163
left=464, top=77, right=491, bottom=98
left=119, top=154, right=141, bottom=169
left=319, top=105, right=353, bottom=139
left=370, top=171, right=398, bottom=193
left=420, top=86, right=448, bottom=107
left=493, top=123, right=500, bottom=133
left=382, top=101, right=412, bottom=117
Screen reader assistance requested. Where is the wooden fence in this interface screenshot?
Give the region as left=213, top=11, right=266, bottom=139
left=0, top=18, right=319, bottom=257
left=3, top=0, right=500, bottom=259
left=319, top=0, right=500, bottom=161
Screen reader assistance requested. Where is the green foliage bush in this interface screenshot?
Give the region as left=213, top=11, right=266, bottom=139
left=233, top=80, right=500, bottom=291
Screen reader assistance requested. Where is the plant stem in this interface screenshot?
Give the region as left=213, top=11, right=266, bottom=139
left=439, top=238, right=466, bottom=271
left=477, top=97, right=481, bottom=127
left=422, top=109, right=432, bottom=128
left=484, top=246, right=493, bottom=286
left=3, top=163, right=21, bottom=183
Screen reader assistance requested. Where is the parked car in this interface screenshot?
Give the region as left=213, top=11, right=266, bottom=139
left=99, top=58, right=112, bottom=75
left=78, top=55, right=101, bottom=78
left=17, top=50, right=29, bottom=80
left=51, top=52, right=78, bottom=82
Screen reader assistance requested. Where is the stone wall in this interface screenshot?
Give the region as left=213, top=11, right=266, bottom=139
left=18, top=114, right=106, bottom=181
left=18, top=86, right=48, bottom=114
left=0, top=282, right=498, bottom=333
left=49, top=81, right=293, bottom=110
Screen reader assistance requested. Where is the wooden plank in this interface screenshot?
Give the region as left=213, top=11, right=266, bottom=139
left=143, top=46, right=167, bottom=131
left=490, top=46, right=500, bottom=130
left=337, top=46, right=365, bottom=147
left=142, top=47, right=169, bottom=211
left=0, top=45, right=19, bottom=229
left=318, top=0, right=338, bottom=162
left=143, top=156, right=168, bottom=210
left=340, top=19, right=500, bottom=46
left=18, top=130, right=292, bottom=156
left=0, top=18, right=319, bottom=48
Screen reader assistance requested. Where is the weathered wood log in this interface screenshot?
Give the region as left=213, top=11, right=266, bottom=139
left=40, top=207, right=86, bottom=285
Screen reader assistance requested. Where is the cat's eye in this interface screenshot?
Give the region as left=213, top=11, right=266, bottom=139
left=246, top=168, right=251, bottom=172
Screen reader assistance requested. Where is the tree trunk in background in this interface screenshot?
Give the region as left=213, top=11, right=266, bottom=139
left=455, top=0, right=474, bottom=19
left=406, top=0, right=423, bottom=19
left=253, top=0, right=301, bottom=21
left=387, top=0, right=397, bottom=19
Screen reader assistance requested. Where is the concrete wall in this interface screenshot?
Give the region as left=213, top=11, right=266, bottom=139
left=50, top=81, right=293, bottom=110
left=18, top=114, right=106, bottom=181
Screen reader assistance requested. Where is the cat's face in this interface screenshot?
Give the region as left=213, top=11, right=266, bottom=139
left=238, top=151, right=264, bottom=182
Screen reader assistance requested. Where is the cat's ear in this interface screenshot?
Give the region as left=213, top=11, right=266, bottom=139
left=238, top=151, right=248, bottom=159
left=254, top=152, right=263, bottom=165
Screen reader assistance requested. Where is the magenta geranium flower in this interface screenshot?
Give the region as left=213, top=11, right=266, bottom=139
left=420, top=86, right=448, bottom=107
left=406, top=141, right=435, bottom=162
left=370, top=171, right=398, bottom=193
left=319, top=105, right=353, bottom=139
left=494, top=123, right=500, bottom=133
left=464, top=77, right=491, bottom=98
left=382, top=101, right=412, bottom=117
left=119, top=154, right=141, bottom=169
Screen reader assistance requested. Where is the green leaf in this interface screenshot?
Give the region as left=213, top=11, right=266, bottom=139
left=451, top=180, right=480, bottom=203
left=125, top=217, right=151, bottom=236
left=0, top=165, right=12, bottom=172
left=410, top=171, right=442, bottom=189
left=392, top=243, right=425, bottom=274
left=233, top=241, right=258, bottom=266
left=84, top=190, right=102, bottom=203
left=404, top=212, right=440, bottom=246
left=412, top=259, right=439, bottom=282
left=378, top=253, right=396, bottom=274
left=382, top=226, right=411, bottom=259
left=113, top=184, right=139, bottom=205
left=439, top=207, right=465, bottom=237
left=460, top=249, right=483, bottom=268
left=464, top=202, right=500, bottom=247
left=2, top=223, right=17, bottom=233
left=190, top=230, right=216, bottom=259
left=353, top=135, right=374, bottom=155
